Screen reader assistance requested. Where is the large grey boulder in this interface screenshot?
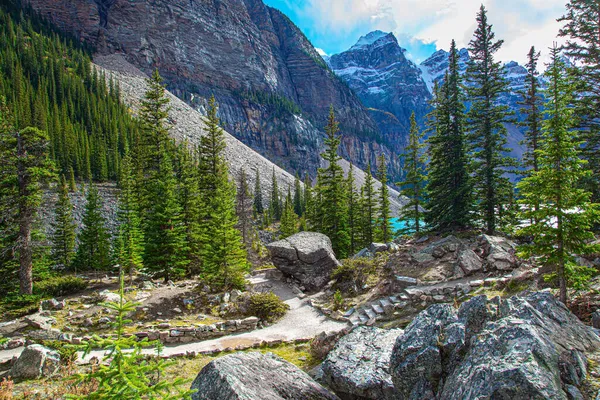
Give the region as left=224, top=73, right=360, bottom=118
left=267, top=232, right=341, bottom=291
left=390, top=292, right=600, bottom=400
left=190, top=352, right=339, bottom=400
left=322, top=326, right=403, bottom=400
left=10, top=344, right=60, bottom=380
left=480, top=234, right=518, bottom=271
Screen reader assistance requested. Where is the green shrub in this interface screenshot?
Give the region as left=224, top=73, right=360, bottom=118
left=34, top=276, right=88, bottom=297
left=332, top=257, right=376, bottom=295
left=248, top=292, right=290, bottom=322
left=333, top=289, right=344, bottom=311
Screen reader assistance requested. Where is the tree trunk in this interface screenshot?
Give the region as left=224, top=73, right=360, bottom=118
left=18, top=212, right=33, bottom=294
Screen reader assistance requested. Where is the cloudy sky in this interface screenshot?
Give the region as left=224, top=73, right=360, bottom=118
left=263, top=0, right=569, bottom=64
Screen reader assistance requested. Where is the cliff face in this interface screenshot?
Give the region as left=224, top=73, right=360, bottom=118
left=27, top=0, right=400, bottom=179
left=328, top=31, right=432, bottom=154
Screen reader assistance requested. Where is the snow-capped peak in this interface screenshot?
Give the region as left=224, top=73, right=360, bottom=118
left=350, top=30, right=395, bottom=51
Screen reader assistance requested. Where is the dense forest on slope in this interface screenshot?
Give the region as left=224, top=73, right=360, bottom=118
left=0, top=1, right=138, bottom=182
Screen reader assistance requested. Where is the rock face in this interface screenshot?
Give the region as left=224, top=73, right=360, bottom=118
left=322, top=326, right=403, bottom=400
left=190, top=352, right=339, bottom=400
left=10, top=344, right=60, bottom=380
left=328, top=31, right=431, bottom=161
left=390, top=292, right=600, bottom=400
left=25, top=0, right=399, bottom=180
left=267, top=232, right=341, bottom=291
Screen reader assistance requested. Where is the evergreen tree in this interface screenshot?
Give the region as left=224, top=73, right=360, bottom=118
left=519, top=46, right=544, bottom=174
left=465, top=6, right=514, bottom=234
left=346, top=164, right=361, bottom=254
left=558, top=0, right=600, bottom=202
left=253, top=169, right=264, bottom=216
left=236, top=168, right=253, bottom=246
left=51, top=175, right=76, bottom=270
left=280, top=189, right=298, bottom=239
left=399, top=112, right=426, bottom=234
left=75, top=183, right=111, bottom=274
left=68, top=166, right=76, bottom=192
left=115, top=155, right=144, bottom=278
left=303, top=174, right=316, bottom=230
left=71, top=271, right=195, bottom=399
left=293, top=174, right=303, bottom=217
left=376, top=154, right=392, bottom=243
left=143, top=150, right=188, bottom=282
left=178, top=146, right=203, bottom=275
left=269, top=167, right=282, bottom=221
left=316, top=106, right=349, bottom=257
left=425, top=41, right=472, bottom=231
left=360, top=162, right=378, bottom=245
left=516, top=47, right=600, bottom=303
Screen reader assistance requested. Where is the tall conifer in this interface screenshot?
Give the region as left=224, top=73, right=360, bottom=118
left=51, top=174, right=76, bottom=270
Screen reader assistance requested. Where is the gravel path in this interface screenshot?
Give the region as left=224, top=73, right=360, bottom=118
left=0, top=274, right=348, bottom=364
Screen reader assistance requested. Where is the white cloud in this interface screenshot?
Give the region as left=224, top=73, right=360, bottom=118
left=299, top=0, right=568, bottom=64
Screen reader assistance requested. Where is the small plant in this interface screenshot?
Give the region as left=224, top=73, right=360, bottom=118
left=248, top=292, right=290, bottom=323
left=0, top=377, right=13, bottom=400
left=333, top=290, right=344, bottom=311
left=67, top=271, right=195, bottom=399
left=34, top=276, right=88, bottom=297
left=332, top=257, right=376, bottom=295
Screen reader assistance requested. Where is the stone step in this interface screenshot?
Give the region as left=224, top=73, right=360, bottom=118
left=379, top=298, right=394, bottom=314
left=364, top=308, right=376, bottom=320
left=343, top=307, right=355, bottom=318
left=358, top=314, right=369, bottom=324
left=372, top=304, right=384, bottom=315
left=389, top=296, right=400, bottom=304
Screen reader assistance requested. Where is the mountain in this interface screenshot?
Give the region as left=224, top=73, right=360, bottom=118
left=25, top=0, right=401, bottom=179
left=328, top=31, right=432, bottom=153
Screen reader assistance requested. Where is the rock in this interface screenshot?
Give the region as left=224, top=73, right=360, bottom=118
left=592, top=310, right=600, bottom=329
left=353, top=248, right=374, bottom=258
left=23, top=314, right=55, bottom=330
left=311, top=330, right=348, bottom=360
left=480, top=234, right=518, bottom=271
left=390, top=292, right=600, bottom=400
left=369, top=243, right=388, bottom=254
left=190, top=352, right=339, bottom=400
left=2, top=338, right=25, bottom=350
left=267, top=232, right=342, bottom=291
left=229, top=289, right=242, bottom=302
left=322, top=326, right=403, bottom=399
left=10, top=344, right=60, bottom=380
left=393, top=276, right=418, bottom=290
left=221, top=292, right=230, bottom=304
left=173, top=307, right=182, bottom=314
left=82, top=318, right=94, bottom=327
left=40, top=298, right=65, bottom=311
left=27, top=328, right=62, bottom=341
left=457, top=248, right=483, bottom=275
left=99, top=290, right=121, bottom=303
left=98, top=317, right=112, bottom=325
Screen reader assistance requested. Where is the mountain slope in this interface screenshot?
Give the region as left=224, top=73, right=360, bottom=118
left=328, top=31, right=432, bottom=153
left=25, top=0, right=401, bottom=179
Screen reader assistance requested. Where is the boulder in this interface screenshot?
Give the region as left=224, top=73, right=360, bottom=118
left=390, top=292, right=600, bottom=400
left=10, top=344, right=60, bottom=380
left=99, top=289, right=121, bottom=303
left=353, top=248, right=374, bottom=259
left=23, top=313, right=55, bottom=330
left=369, top=243, right=388, bottom=254
left=480, top=235, right=518, bottom=271
left=190, top=352, right=339, bottom=400
left=593, top=310, right=600, bottom=329
left=413, top=235, right=462, bottom=263
left=267, top=232, right=341, bottom=291
left=322, top=326, right=403, bottom=400
left=457, top=248, right=483, bottom=275
left=40, top=298, right=65, bottom=311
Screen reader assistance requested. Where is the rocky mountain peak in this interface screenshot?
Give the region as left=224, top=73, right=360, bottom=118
left=350, top=30, right=398, bottom=51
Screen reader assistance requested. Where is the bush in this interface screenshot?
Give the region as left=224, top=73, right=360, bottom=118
left=248, top=292, right=289, bottom=322
left=331, top=257, right=376, bottom=295
left=34, top=276, right=88, bottom=297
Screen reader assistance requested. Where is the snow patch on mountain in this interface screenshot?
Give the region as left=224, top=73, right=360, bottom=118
left=350, top=30, right=394, bottom=51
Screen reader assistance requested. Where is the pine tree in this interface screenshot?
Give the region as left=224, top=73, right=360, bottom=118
left=376, top=154, right=392, bottom=243
left=269, top=167, right=281, bottom=221
left=236, top=168, right=253, bottom=246
left=558, top=0, right=600, bottom=202
left=253, top=169, right=264, bottom=216
left=346, top=164, right=361, bottom=254
left=115, top=155, right=144, bottom=278
left=178, top=146, right=203, bottom=275
left=361, top=162, right=378, bottom=245
left=75, top=183, right=111, bottom=275
left=303, top=174, right=316, bottom=231
left=143, top=150, right=189, bottom=282
left=280, top=189, right=298, bottom=239
left=425, top=42, right=472, bottom=232
left=68, top=166, right=76, bottom=192
left=293, top=174, right=303, bottom=217
left=519, top=46, right=544, bottom=174
left=399, top=112, right=427, bottom=234
left=51, top=175, right=76, bottom=270
left=316, top=106, right=349, bottom=257
left=465, top=6, right=514, bottom=234
left=516, top=46, right=600, bottom=304
left=71, top=271, right=195, bottom=399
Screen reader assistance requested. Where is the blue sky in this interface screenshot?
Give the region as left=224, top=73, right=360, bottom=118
left=263, top=0, right=568, bottom=64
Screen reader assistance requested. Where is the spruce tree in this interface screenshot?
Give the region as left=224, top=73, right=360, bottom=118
left=376, top=154, right=392, bottom=243
left=316, top=106, right=349, bottom=257
left=516, top=47, right=600, bottom=303
left=361, top=162, right=378, bottom=245
left=425, top=41, right=472, bottom=231
left=253, top=169, right=264, bottom=216
left=280, top=189, right=298, bottom=239
left=51, top=175, right=76, bottom=270
left=303, top=174, right=316, bottom=231
left=143, top=150, right=188, bottom=282
left=178, top=146, right=203, bottom=274
left=519, top=46, right=543, bottom=174
left=269, top=167, right=282, bottom=221
left=399, top=112, right=426, bottom=234
left=558, top=0, right=600, bottom=201
left=465, top=6, right=514, bottom=234
left=346, top=164, right=361, bottom=254
left=75, top=183, right=111, bottom=275
left=293, top=174, right=303, bottom=217
left=115, top=155, right=144, bottom=278
left=236, top=168, right=253, bottom=246
left=68, top=166, right=76, bottom=192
